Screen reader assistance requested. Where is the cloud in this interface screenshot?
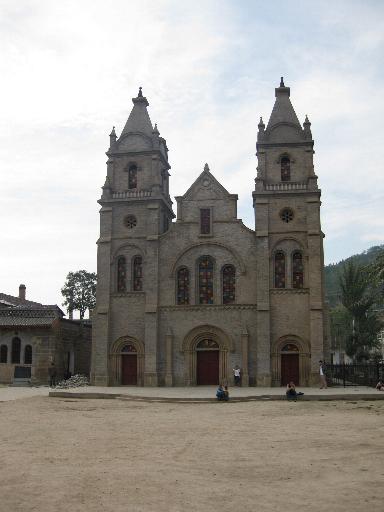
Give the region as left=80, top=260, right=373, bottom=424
left=0, top=0, right=383, bottom=306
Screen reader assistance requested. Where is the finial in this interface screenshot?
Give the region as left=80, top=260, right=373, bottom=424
left=138, top=86, right=143, bottom=97
left=204, top=163, right=210, bottom=172
left=258, top=116, right=265, bottom=129
left=153, top=123, right=160, bottom=135
left=109, top=126, right=116, bottom=137
left=280, top=77, right=285, bottom=87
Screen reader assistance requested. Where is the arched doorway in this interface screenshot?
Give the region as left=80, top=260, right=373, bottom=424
left=196, top=339, right=219, bottom=385
left=109, top=336, right=144, bottom=386
left=280, top=343, right=299, bottom=385
left=121, top=344, right=137, bottom=385
left=182, top=325, right=231, bottom=386
left=271, top=336, right=310, bottom=387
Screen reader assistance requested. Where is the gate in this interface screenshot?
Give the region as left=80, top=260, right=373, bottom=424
left=327, top=363, right=384, bottom=387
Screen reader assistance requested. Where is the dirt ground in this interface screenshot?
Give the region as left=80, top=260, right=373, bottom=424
left=0, top=397, right=383, bottom=512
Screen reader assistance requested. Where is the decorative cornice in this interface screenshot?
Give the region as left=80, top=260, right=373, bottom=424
left=159, top=304, right=257, bottom=312
left=270, top=288, right=309, bottom=295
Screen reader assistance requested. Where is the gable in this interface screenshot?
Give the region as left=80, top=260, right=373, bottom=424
left=183, top=169, right=232, bottom=201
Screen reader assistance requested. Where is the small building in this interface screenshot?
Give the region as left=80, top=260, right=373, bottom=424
left=0, top=285, right=91, bottom=385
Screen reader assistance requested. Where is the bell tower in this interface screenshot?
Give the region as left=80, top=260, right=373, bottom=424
left=253, top=78, right=327, bottom=386
left=91, top=88, right=174, bottom=386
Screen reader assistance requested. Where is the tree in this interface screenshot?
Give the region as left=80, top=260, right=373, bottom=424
left=338, top=260, right=382, bottom=360
left=61, top=270, right=97, bottom=319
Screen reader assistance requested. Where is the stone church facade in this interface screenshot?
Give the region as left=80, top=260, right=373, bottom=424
left=91, top=79, right=329, bottom=387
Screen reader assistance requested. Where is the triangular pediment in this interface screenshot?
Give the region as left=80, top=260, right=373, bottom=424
left=182, top=166, right=232, bottom=201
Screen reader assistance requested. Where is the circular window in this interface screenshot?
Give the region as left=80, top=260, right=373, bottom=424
left=280, top=208, right=294, bottom=223
left=124, top=215, right=137, bottom=229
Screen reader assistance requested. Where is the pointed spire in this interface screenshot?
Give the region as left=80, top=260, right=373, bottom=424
left=120, top=87, right=153, bottom=138
left=266, top=77, right=301, bottom=131
left=152, top=123, right=160, bottom=136
left=303, top=115, right=312, bottom=139
left=109, top=126, right=117, bottom=148
left=101, top=176, right=112, bottom=199
left=204, top=163, right=210, bottom=172
left=258, top=116, right=265, bottom=130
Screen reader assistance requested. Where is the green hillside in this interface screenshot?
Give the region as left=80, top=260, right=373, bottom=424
left=325, top=245, right=384, bottom=307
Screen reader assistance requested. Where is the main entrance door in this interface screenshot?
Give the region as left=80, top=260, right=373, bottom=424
left=196, top=339, right=219, bottom=385
left=121, top=354, right=137, bottom=385
left=281, top=354, right=299, bottom=385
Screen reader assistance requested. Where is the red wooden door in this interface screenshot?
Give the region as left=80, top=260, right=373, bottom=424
left=281, top=354, right=299, bottom=386
left=121, top=355, right=137, bottom=385
left=196, top=351, right=219, bottom=385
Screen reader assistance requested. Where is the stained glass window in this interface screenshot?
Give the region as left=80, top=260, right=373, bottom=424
left=199, top=256, right=214, bottom=304
left=292, top=251, right=304, bottom=289
left=196, top=339, right=219, bottom=349
left=117, top=256, right=126, bottom=292
left=24, top=345, right=32, bottom=364
left=128, top=165, right=138, bottom=189
left=200, top=209, right=211, bottom=234
left=282, top=343, right=299, bottom=352
left=222, top=265, right=235, bottom=304
left=281, top=156, right=290, bottom=181
left=133, top=256, right=143, bottom=291
left=121, top=344, right=137, bottom=353
left=0, top=345, right=7, bottom=363
left=177, top=267, right=189, bottom=305
left=11, top=337, right=21, bottom=364
left=274, top=252, right=286, bottom=288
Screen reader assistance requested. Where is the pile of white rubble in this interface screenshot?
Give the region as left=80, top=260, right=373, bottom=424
left=54, top=374, right=89, bottom=389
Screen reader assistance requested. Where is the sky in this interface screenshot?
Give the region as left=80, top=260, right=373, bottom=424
left=1, top=0, right=383, bottom=310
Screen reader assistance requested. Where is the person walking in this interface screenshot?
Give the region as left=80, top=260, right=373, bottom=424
left=233, top=365, right=241, bottom=386
left=319, top=360, right=327, bottom=389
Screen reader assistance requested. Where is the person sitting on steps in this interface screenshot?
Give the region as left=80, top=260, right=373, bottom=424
left=286, top=381, right=304, bottom=401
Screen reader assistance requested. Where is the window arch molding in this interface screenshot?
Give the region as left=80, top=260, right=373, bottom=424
left=271, top=239, right=306, bottom=289
left=169, top=242, right=246, bottom=278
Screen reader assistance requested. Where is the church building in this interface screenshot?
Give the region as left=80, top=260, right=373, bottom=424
left=91, top=79, right=329, bottom=387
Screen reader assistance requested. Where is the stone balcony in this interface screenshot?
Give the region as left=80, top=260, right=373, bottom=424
left=112, top=189, right=152, bottom=199
left=265, top=182, right=308, bottom=191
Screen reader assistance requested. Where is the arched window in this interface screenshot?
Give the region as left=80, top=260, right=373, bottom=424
left=274, top=252, right=286, bottom=288
left=177, top=267, right=189, bottom=305
left=11, top=337, right=21, bottom=364
left=117, top=256, right=126, bottom=292
left=0, top=345, right=7, bottom=363
left=198, top=256, right=214, bottom=304
left=121, top=344, right=137, bottom=353
left=24, top=345, right=32, bottom=364
left=128, top=165, right=138, bottom=189
left=133, top=256, right=143, bottom=291
left=292, top=251, right=304, bottom=289
left=281, top=156, right=290, bottom=181
left=196, top=339, right=219, bottom=349
left=222, top=265, right=236, bottom=304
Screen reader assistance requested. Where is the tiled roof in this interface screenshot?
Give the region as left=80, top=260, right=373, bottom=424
left=0, top=293, right=43, bottom=308
left=0, top=307, right=63, bottom=327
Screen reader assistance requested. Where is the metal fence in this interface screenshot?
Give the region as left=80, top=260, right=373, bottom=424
left=327, top=363, right=384, bottom=387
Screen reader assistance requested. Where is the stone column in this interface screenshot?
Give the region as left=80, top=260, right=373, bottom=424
left=165, top=330, right=173, bottom=386
left=241, top=329, right=249, bottom=386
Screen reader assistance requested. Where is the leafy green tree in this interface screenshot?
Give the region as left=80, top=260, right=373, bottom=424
left=338, top=260, right=382, bottom=360
left=61, top=270, right=97, bottom=319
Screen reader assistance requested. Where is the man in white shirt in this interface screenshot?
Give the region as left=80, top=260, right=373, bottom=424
left=233, top=365, right=241, bottom=386
left=319, top=360, right=327, bottom=389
